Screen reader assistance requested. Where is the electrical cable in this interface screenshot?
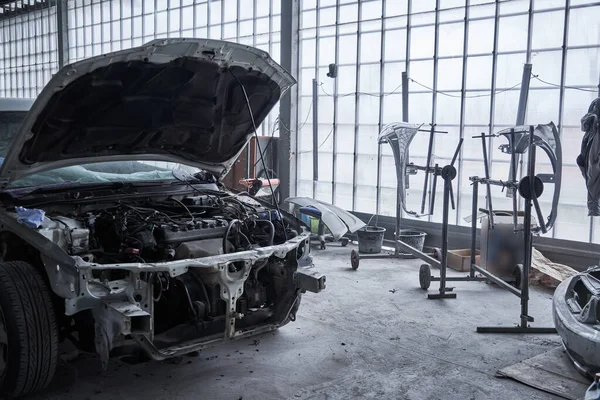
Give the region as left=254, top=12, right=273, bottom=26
left=531, top=73, right=598, bottom=93
left=408, top=77, right=522, bottom=98
left=229, top=69, right=288, bottom=241
left=318, top=81, right=403, bottom=98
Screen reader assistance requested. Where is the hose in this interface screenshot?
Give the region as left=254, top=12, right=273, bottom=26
left=256, top=219, right=275, bottom=246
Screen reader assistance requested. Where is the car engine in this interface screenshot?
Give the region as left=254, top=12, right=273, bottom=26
left=22, top=189, right=314, bottom=354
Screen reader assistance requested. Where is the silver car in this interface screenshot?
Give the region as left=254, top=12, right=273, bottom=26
left=0, top=38, right=324, bottom=398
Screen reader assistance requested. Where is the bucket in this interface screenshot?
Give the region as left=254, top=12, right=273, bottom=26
left=397, top=229, right=427, bottom=252
left=357, top=226, right=386, bottom=254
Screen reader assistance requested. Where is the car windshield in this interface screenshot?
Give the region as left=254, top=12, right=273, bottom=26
left=7, top=160, right=201, bottom=188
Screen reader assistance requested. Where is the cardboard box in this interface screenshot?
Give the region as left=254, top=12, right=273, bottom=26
left=447, top=249, right=480, bottom=272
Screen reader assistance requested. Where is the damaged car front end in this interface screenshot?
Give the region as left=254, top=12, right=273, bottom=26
left=0, top=38, right=324, bottom=398
left=553, top=267, right=600, bottom=379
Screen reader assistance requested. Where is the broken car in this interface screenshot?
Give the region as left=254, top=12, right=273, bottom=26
left=0, top=38, right=325, bottom=398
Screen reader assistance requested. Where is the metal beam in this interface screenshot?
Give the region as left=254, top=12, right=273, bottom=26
left=375, top=0, right=386, bottom=216
left=455, top=0, right=470, bottom=224
left=279, top=0, right=299, bottom=200
left=557, top=0, right=570, bottom=240
left=56, top=0, right=69, bottom=68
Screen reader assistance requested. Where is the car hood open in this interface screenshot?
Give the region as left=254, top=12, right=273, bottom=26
left=0, top=38, right=295, bottom=186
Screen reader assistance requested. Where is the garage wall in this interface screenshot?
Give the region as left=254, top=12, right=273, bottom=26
left=0, top=0, right=282, bottom=137
left=295, top=0, right=600, bottom=244
left=0, top=2, right=58, bottom=98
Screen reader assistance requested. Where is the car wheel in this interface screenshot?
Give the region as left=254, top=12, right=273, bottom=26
left=0, top=261, right=59, bottom=398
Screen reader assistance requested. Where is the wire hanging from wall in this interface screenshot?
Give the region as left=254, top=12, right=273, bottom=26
left=408, top=77, right=522, bottom=98
left=530, top=73, right=599, bottom=93
left=318, top=82, right=403, bottom=98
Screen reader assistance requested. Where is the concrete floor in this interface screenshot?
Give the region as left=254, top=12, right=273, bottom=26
left=36, top=245, right=564, bottom=400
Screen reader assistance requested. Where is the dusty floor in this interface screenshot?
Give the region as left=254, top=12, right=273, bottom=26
left=35, top=245, right=566, bottom=400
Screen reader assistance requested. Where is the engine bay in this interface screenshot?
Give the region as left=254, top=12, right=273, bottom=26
left=10, top=187, right=314, bottom=351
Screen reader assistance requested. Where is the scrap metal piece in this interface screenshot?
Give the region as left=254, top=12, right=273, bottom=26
left=496, top=122, right=562, bottom=231
left=285, top=197, right=366, bottom=239
left=553, top=267, right=600, bottom=379
left=377, top=123, right=424, bottom=217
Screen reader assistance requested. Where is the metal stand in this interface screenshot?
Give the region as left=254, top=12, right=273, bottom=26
left=350, top=127, right=463, bottom=277
left=421, top=127, right=556, bottom=333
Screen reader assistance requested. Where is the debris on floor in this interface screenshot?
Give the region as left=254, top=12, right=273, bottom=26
left=531, top=247, right=578, bottom=288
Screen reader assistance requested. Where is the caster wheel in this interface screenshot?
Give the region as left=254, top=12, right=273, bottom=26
left=351, top=249, right=360, bottom=270
left=432, top=247, right=442, bottom=261
left=341, top=238, right=349, bottom=247
left=320, top=242, right=326, bottom=250
left=419, top=263, right=432, bottom=290
left=513, top=264, right=524, bottom=288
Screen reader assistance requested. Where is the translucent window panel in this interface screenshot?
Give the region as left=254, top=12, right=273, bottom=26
left=531, top=10, right=565, bottom=50
left=317, top=150, right=334, bottom=183
left=356, top=154, right=378, bottom=186
left=335, top=152, right=355, bottom=184
left=359, top=63, right=381, bottom=93
left=385, top=0, right=408, bottom=17
left=529, top=50, right=562, bottom=88
left=435, top=94, right=462, bottom=125
left=302, top=0, right=317, bottom=10
left=335, top=122, right=356, bottom=154
left=526, top=89, right=560, bottom=124
left=334, top=182, right=354, bottom=210
left=297, top=150, right=314, bottom=181
left=318, top=66, right=334, bottom=94
left=318, top=36, right=336, bottom=66
left=555, top=204, right=590, bottom=242
left=409, top=59, right=434, bottom=88
left=458, top=161, right=486, bottom=224
left=493, top=89, right=521, bottom=125
left=498, top=15, right=528, bottom=52
left=412, top=0, right=435, bottom=13
left=408, top=92, right=433, bottom=123
left=467, top=18, right=494, bottom=54
left=319, top=7, right=337, bottom=27
left=315, top=180, right=333, bottom=204
left=462, top=126, right=489, bottom=159
left=565, top=48, right=600, bottom=87
left=362, top=0, right=382, bottom=20
left=356, top=124, right=380, bottom=156
left=298, top=97, right=314, bottom=151
left=382, top=93, right=404, bottom=123
left=358, top=95, right=380, bottom=124
left=410, top=25, right=434, bottom=59
left=301, top=10, right=316, bottom=29
left=561, top=165, right=588, bottom=204
left=437, top=58, right=463, bottom=90
left=317, top=96, right=335, bottom=125
left=339, top=3, right=358, bottom=24
left=434, top=126, right=462, bottom=159
left=383, top=61, right=405, bottom=92
left=297, top=179, right=312, bottom=198
left=440, top=0, right=466, bottom=9
left=360, top=32, right=382, bottom=63
left=562, top=90, right=598, bottom=127
left=533, top=0, right=564, bottom=10
left=438, top=22, right=464, bottom=57
left=195, top=3, right=208, bottom=26
left=301, top=39, right=316, bottom=67
left=562, top=127, right=585, bottom=167
left=464, top=94, right=491, bottom=125
left=355, top=185, right=378, bottom=213
left=338, top=34, right=358, bottom=65
left=495, top=53, right=526, bottom=89
left=466, top=56, right=492, bottom=90
left=337, top=65, right=357, bottom=95
left=384, top=29, right=407, bottom=61
left=568, top=6, right=600, bottom=47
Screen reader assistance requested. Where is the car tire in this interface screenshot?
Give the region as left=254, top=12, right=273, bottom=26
left=0, top=261, right=59, bottom=398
